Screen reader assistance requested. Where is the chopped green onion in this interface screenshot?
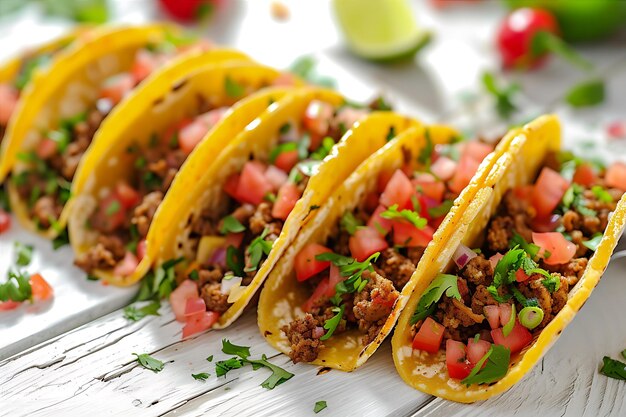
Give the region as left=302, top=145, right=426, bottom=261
left=518, top=306, right=544, bottom=330
left=502, top=304, right=516, bottom=337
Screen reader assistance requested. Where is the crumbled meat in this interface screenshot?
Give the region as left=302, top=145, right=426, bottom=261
left=407, top=247, right=425, bottom=265
left=439, top=298, right=484, bottom=332
left=544, top=257, right=587, bottom=286
left=461, top=255, right=493, bottom=287
left=131, top=191, right=163, bottom=237
left=74, top=235, right=126, bottom=273
left=32, top=196, right=62, bottom=229
left=518, top=276, right=553, bottom=328
left=190, top=207, right=219, bottom=236
left=200, top=282, right=230, bottom=313
left=330, top=232, right=351, bottom=256
left=562, top=210, right=581, bottom=232
left=282, top=313, right=324, bottom=363
left=470, top=285, right=500, bottom=314
left=352, top=270, right=399, bottom=345
left=198, top=265, right=224, bottom=286
left=486, top=191, right=534, bottom=252
left=486, top=216, right=514, bottom=253
left=231, top=204, right=256, bottom=224
left=551, top=277, right=569, bottom=314
left=249, top=202, right=283, bottom=237
left=374, top=248, right=415, bottom=289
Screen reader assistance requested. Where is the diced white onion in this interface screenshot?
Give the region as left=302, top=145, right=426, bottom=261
left=453, top=243, right=477, bottom=269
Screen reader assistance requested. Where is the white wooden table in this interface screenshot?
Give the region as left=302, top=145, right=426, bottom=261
left=1, top=1, right=625, bottom=416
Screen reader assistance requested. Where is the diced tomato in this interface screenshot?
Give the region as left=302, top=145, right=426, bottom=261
left=463, top=141, right=493, bottom=162
left=515, top=269, right=531, bottom=282
left=170, top=279, right=199, bottom=322
left=115, top=182, right=141, bottom=209
left=265, top=165, right=289, bottom=190
left=182, top=311, right=220, bottom=338
left=572, top=163, right=597, bottom=187
left=294, top=243, right=332, bottom=281
left=413, top=173, right=445, bottom=202
left=0, top=301, right=20, bottom=311
left=302, top=277, right=330, bottom=312
left=363, top=192, right=380, bottom=213
left=236, top=161, right=273, bottom=205
left=605, top=162, right=626, bottom=192
left=377, top=169, right=394, bottom=194
left=197, top=107, right=227, bottom=129
left=448, top=152, right=480, bottom=195
left=446, top=340, right=472, bottom=379
left=349, top=227, right=389, bottom=261
left=274, top=149, right=299, bottom=172
left=131, top=49, right=158, bottom=83
left=91, top=193, right=126, bottom=232
left=392, top=222, right=434, bottom=248
left=29, top=273, right=53, bottom=301
left=412, top=317, right=445, bottom=353
left=531, top=213, right=561, bottom=233
left=225, top=232, right=244, bottom=249
left=224, top=173, right=244, bottom=202
left=380, top=169, right=414, bottom=208
left=513, top=185, right=534, bottom=202
left=484, top=305, right=501, bottom=330
left=303, top=100, right=334, bottom=138
left=430, top=156, right=457, bottom=181
left=100, top=73, right=135, bottom=105
left=532, top=232, right=576, bottom=265
left=179, top=119, right=209, bottom=154
left=0, top=83, right=19, bottom=125
left=335, top=107, right=368, bottom=131
left=136, top=239, right=147, bottom=260
left=326, top=264, right=343, bottom=297
left=37, top=138, right=58, bottom=159
left=0, top=210, right=10, bottom=234
left=271, top=72, right=298, bottom=87
left=184, top=297, right=206, bottom=318
left=489, top=253, right=503, bottom=270
left=491, top=321, right=533, bottom=354
left=113, top=252, right=139, bottom=277
left=272, top=182, right=301, bottom=220
left=467, top=338, right=492, bottom=366
left=531, top=167, right=570, bottom=218
left=367, top=205, right=393, bottom=235
left=499, top=304, right=513, bottom=327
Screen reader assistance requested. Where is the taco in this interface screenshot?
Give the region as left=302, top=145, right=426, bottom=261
left=256, top=121, right=532, bottom=371
left=392, top=115, right=626, bottom=402
left=154, top=91, right=416, bottom=337
left=2, top=24, right=246, bottom=238
left=0, top=28, right=87, bottom=149
left=68, top=57, right=299, bottom=286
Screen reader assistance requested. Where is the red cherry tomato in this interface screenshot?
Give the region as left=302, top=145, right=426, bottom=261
left=497, top=8, right=559, bottom=69
left=0, top=209, right=10, bottom=234
left=159, top=0, right=218, bottom=22
left=30, top=273, right=53, bottom=301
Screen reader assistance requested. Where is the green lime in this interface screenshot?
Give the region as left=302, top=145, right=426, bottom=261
left=333, top=0, right=431, bottom=62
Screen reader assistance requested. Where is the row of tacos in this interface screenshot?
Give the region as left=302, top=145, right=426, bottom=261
left=1, top=24, right=624, bottom=403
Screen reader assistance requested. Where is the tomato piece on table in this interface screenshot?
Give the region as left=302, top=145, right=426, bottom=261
left=492, top=321, right=533, bottom=354
left=532, top=232, right=576, bottom=265
left=0, top=209, right=10, bottom=234
left=412, top=317, right=445, bottom=353
left=272, top=182, right=301, bottom=220
left=605, top=162, right=626, bottom=192
left=446, top=340, right=472, bottom=379
left=380, top=169, right=414, bottom=208
left=30, top=273, right=53, bottom=301
left=170, top=279, right=199, bottom=322
left=531, top=167, right=570, bottom=218
left=302, top=277, right=330, bottom=312
left=0, top=300, right=21, bottom=311
left=572, top=163, right=597, bottom=187
left=349, top=227, right=389, bottom=261
left=467, top=338, right=492, bottom=366
left=294, top=243, right=333, bottom=282
left=236, top=161, right=273, bottom=205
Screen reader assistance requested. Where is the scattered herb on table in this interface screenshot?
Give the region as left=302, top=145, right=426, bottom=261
left=14, top=242, right=34, bottom=266
left=123, top=301, right=161, bottom=322
left=600, top=354, right=626, bottom=381
left=314, top=400, right=328, bottom=413
left=192, top=372, right=210, bottom=381
left=133, top=353, right=165, bottom=373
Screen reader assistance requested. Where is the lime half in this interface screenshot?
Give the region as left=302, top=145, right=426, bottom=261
left=333, top=0, right=431, bottom=62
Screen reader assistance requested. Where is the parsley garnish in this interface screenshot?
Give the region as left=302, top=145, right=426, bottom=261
left=582, top=233, right=603, bottom=252
left=216, top=339, right=294, bottom=389
left=541, top=274, right=560, bottom=293
left=14, top=242, right=34, bottom=266
left=410, top=274, right=461, bottom=324
left=207, top=355, right=214, bottom=362
left=599, top=356, right=626, bottom=381
left=123, top=301, right=161, bottom=321
left=565, top=79, right=605, bottom=108
left=133, top=353, right=164, bottom=373
left=315, top=252, right=379, bottom=305
left=461, top=345, right=510, bottom=386
left=245, top=228, right=273, bottom=273
left=192, top=372, right=210, bottom=381
left=509, top=233, right=542, bottom=260
left=314, top=401, right=328, bottom=413
left=220, top=215, right=246, bottom=234
left=224, top=76, right=245, bottom=98
left=320, top=305, right=345, bottom=341
left=481, top=72, right=519, bottom=119
left=427, top=199, right=454, bottom=219
left=380, top=204, right=427, bottom=229
left=561, top=183, right=596, bottom=217
left=340, top=211, right=362, bottom=235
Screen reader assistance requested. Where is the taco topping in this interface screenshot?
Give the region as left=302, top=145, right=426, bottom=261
left=163, top=100, right=375, bottom=337
left=409, top=152, right=625, bottom=385
left=282, top=139, right=492, bottom=363
left=11, top=38, right=206, bottom=232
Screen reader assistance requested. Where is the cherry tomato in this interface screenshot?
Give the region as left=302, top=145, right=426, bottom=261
left=30, top=273, right=53, bottom=301
left=158, top=0, right=218, bottom=22
left=0, top=209, right=10, bottom=234
left=497, top=8, right=559, bottom=69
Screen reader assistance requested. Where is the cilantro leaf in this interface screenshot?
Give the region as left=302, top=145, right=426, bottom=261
left=509, top=233, right=541, bottom=260
left=380, top=204, right=427, bottom=229
left=481, top=72, right=519, bottom=119
left=192, top=372, right=210, bottom=381
left=123, top=301, right=161, bottom=321
left=320, top=304, right=344, bottom=341
left=134, top=257, right=183, bottom=302
left=215, top=357, right=244, bottom=377
left=226, top=246, right=245, bottom=277
left=314, top=401, right=328, bottom=413
left=310, top=137, right=335, bottom=161
left=220, top=215, right=246, bottom=234
left=269, top=142, right=297, bottom=164
left=221, top=339, right=251, bottom=358
left=462, top=345, right=510, bottom=386
left=315, top=252, right=379, bottom=304
left=531, top=31, right=593, bottom=71
left=418, top=129, right=433, bottom=166
left=133, top=353, right=164, bottom=373
left=245, top=228, right=274, bottom=273
left=14, top=242, right=34, bottom=266
left=207, top=355, right=213, bottom=362
left=566, top=79, right=605, bottom=108
left=599, top=356, right=626, bottom=381
left=248, top=354, right=294, bottom=389
left=410, top=274, right=461, bottom=324
left=340, top=211, right=362, bottom=235
left=428, top=199, right=454, bottom=219
left=541, top=274, right=561, bottom=293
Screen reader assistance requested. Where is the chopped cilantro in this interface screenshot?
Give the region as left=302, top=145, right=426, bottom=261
left=509, top=233, right=541, bottom=260
left=297, top=133, right=311, bottom=160
left=105, top=200, right=121, bottom=216
left=123, top=301, right=161, bottom=321
left=279, top=123, right=292, bottom=135
left=310, top=137, right=335, bottom=160
left=314, top=401, right=328, bottom=413
left=410, top=274, right=461, bottom=324
left=14, top=242, right=34, bottom=266
left=269, top=142, right=297, bottom=163
left=133, top=353, right=164, bottom=373
left=192, top=372, right=210, bottom=381
left=222, top=339, right=251, bottom=358
left=541, top=274, right=560, bottom=293
left=224, top=76, right=245, bottom=98
left=427, top=199, right=454, bottom=219
left=380, top=204, right=427, bottom=229
left=599, top=356, right=626, bottom=381
left=220, top=215, right=246, bottom=234
left=386, top=126, right=396, bottom=142
left=207, top=355, right=213, bottom=362
left=0, top=187, right=10, bottom=212
left=320, top=304, right=344, bottom=341
left=481, top=71, right=519, bottom=119
left=264, top=192, right=277, bottom=203
left=215, top=357, right=244, bottom=377
left=135, top=257, right=184, bottom=302
left=244, top=228, right=274, bottom=273
left=340, top=211, right=362, bottom=235
left=418, top=129, right=433, bottom=167
left=566, top=79, right=605, bottom=108
left=188, top=269, right=199, bottom=281
left=315, top=252, right=379, bottom=305
left=226, top=246, right=245, bottom=277
left=461, top=345, right=510, bottom=386
left=560, top=184, right=596, bottom=217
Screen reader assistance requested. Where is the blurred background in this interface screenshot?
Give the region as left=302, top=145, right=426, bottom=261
left=1, top=0, right=625, bottom=158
